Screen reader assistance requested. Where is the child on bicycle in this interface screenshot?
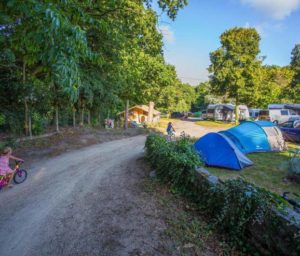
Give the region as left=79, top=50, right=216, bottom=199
left=0, top=147, right=23, bottom=187
left=166, top=122, right=175, bottom=136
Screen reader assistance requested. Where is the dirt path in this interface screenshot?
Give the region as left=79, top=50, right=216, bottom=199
left=0, top=136, right=176, bottom=256
left=166, top=120, right=222, bottom=138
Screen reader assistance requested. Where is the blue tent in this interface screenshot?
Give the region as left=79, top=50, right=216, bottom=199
left=219, top=121, right=271, bottom=154
left=194, top=121, right=284, bottom=170
left=194, top=133, right=253, bottom=170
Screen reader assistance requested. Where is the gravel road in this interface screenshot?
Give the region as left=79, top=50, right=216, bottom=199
left=0, top=135, right=171, bottom=256
left=0, top=121, right=223, bottom=256
left=170, top=120, right=222, bottom=138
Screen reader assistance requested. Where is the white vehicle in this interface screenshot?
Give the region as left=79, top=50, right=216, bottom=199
left=206, top=104, right=216, bottom=120
left=238, top=105, right=250, bottom=120
left=268, top=104, right=300, bottom=124
left=205, top=104, right=249, bottom=121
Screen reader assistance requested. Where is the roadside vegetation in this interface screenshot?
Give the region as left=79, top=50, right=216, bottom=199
left=144, top=178, right=239, bottom=255
left=144, top=134, right=300, bottom=255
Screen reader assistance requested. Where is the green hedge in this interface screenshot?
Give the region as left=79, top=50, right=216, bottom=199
left=145, top=134, right=300, bottom=255
left=145, top=133, right=202, bottom=197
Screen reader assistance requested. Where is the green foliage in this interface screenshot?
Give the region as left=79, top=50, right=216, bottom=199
left=144, top=134, right=298, bottom=254
left=208, top=28, right=297, bottom=110
left=209, top=27, right=262, bottom=121
left=145, top=133, right=202, bottom=196
left=0, top=113, right=5, bottom=126
left=0, top=0, right=190, bottom=135
left=289, top=44, right=300, bottom=102
left=288, top=150, right=300, bottom=182
left=207, top=179, right=281, bottom=237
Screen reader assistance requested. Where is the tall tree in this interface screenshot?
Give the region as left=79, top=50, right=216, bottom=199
left=209, top=27, right=261, bottom=123
left=0, top=0, right=188, bottom=134
left=289, top=44, right=300, bottom=102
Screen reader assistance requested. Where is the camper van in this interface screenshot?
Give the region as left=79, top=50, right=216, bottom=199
left=206, top=104, right=249, bottom=121
left=249, top=109, right=270, bottom=121
left=249, top=109, right=261, bottom=119
left=268, top=104, right=300, bottom=124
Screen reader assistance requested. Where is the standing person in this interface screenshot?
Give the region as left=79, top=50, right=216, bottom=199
left=0, top=147, right=23, bottom=187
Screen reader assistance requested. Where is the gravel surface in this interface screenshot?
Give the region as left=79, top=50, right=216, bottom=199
left=169, top=120, right=222, bottom=138
left=0, top=136, right=174, bottom=256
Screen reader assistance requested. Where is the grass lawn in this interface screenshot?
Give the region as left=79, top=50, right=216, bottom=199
left=207, top=143, right=300, bottom=196
left=195, top=120, right=235, bottom=129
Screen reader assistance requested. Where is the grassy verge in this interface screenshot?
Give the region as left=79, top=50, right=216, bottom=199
left=207, top=143, right=300, bottom=196
left=156, top=118, right=177, bottom=128
left=143, top=178, right=238, bottom=255
left=1, top=127, right=149, bottom=166
left=195, top=120, right=235, bottom=129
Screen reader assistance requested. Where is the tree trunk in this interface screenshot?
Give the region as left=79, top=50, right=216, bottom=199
left=55, top=105, right=59, bottom=132
left=235, top=97, right=239, bottom=125
left=147, top=101, right=154, bottom=124
left=87, top=110, right=91, bottom=126
left=125, top=99, right=129, bottom=129
left=23, top=60, right=29, bottom=136
left=73, top=107, right=76, bottom=127
left=80, top=107, right=84, bottom=126
left=24, top=99, right=29, bottom=136
left=28, top=111, right=32, bottom=139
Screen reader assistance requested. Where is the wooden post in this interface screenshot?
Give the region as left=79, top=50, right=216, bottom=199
left=125, top=99, right=129, bottom=129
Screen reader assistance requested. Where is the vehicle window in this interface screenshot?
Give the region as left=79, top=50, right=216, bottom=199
left=280, top=121, right=293, bottom=128
left=289, top=110, right=297, bottom=115
left=207, top=109, right=214, bottom=114
left=255, top=112, right=259, bottom=117
left=281, top=110, right=288, bottom=116
left=259, top=110, right=269, bottom=115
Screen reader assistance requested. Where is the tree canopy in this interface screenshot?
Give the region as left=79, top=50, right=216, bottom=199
left=209, top=27, right=262, bottom=122
left=208, top=27, right=298, bottom=120
left=0, top=0, right=193, bottom=135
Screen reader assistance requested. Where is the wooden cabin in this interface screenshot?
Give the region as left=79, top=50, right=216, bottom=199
left=118, top=105, right=161, bottom=124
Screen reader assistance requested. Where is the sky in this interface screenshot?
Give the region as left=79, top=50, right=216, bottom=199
left=156, top=0, right=300, bottom=85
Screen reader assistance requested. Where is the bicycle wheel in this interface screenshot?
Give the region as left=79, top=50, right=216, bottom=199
left=13, top=169, right=27, bottom=184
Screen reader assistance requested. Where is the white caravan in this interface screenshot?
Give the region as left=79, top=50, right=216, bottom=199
left=205, top=104, right=249, bottom=121
left=268, top=104, right=300, bottom=124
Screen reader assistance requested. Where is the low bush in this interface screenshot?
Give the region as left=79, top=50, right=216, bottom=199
left=145, top=133, right=202, bottom=196
left=145, top=134, right=300, bottom=255
left=288, top=150, right=300, bottom=183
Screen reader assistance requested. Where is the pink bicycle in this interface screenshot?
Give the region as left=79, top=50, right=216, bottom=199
left=0, top=161, right=27, bottom=189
